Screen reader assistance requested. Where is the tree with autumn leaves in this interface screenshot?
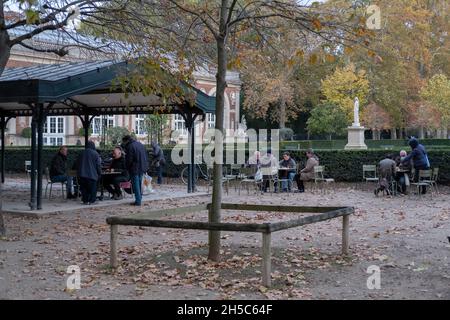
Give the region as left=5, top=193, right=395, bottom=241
left=244, top=0, right=449, bottom=140
left=420, top=74, right=450, bottom=138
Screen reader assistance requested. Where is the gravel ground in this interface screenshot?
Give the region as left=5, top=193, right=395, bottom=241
left=1, top=182, right=449, bottom=300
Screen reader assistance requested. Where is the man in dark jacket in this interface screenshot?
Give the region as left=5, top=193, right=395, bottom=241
left=49, top=146, right=74, bottom=199
left=103, top=146, right=129, bottom=200
left=279, top=152, right=296, bottom=192
left=122, top=135, right=149, bottom=206
left=151, top=141, right=165, bottom=185
left=402, top=137, right=430, bottom=194
left=76, top=140, right=102, bottom=205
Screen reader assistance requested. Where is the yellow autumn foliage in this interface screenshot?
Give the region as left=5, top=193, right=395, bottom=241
left=320, top=63, right=369, bottom=123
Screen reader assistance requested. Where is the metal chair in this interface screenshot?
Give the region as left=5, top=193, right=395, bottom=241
left=238, top=167, right=262, bottom=195
left=44, top=167, right=66, bottom=199
left=260, top=167, right=278, bottom=194
left=25, top=160, right=32, bottom=177
left=416, top=168, right=439, bottom=194
left=224, top=164, right=242, bottom=191
left=362, top=165, right=379, bottom=190
left=313, top=166, right=335, bottom=193
left=207, top=166, right=230, bottom=195
left=410, top=169, right=433, bottom=199
left=422, top=168, right=439, bottom=194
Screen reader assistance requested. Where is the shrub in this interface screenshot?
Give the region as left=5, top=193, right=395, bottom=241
left=4, top=147, right=450, bottom=184
left=279, top=128, right=294, bottom=141
left=21, top=127, right=32, bottom=138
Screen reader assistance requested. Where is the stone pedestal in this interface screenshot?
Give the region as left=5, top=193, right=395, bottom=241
left=345, top=126, right=367, bottom=150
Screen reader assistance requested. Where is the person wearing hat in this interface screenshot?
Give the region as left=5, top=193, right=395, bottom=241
left=401, top=137, right=430, bottom=194
left=76, top=140, right=102, bottom=205
left=295, top=148, right=319, bottom=193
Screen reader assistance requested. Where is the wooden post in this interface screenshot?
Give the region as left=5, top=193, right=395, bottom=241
left=342, top=215, right=349, bottom=255
left=262, top=232, right=271, bottom=287
left=110, top=224, right=118, bottom=268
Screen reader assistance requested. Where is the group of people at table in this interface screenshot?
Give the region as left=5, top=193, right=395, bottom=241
left=48, top=135, right=431, bottom=201
left=48, top=135, right=165, bottom=206
left=374, top=137, right=431, bottom=196
left=244, top=137, right=432, bottom=195
left=246, top=148, right=319, bottom=193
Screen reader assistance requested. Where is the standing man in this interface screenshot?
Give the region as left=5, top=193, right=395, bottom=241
left=151, top=141, right=165, bottom=185
left=122, top=135, right=149, bottom=206
left=402, top=137, right=430, bottom=194
left=49, top=145, right=75, bottom=199
left=76, top=140, right=102, bottom=205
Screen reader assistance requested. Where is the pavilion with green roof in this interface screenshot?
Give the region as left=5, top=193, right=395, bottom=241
left=0, top=60, right=216, bottom=210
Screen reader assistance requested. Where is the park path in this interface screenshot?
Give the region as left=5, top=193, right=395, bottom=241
left=1, top=183, right=449, bottom=299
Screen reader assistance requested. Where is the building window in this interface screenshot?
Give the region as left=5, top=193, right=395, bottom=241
left=207, top=113, right=215, bottom=128
left=174, top=114, right=186, bottom=135
left=91, top=115, right=115, bottom=135
left=135, top=114, right=146, bottom=135
left=43, top=116, right=65, bottom=146
left=44, top=116, right=64, bottom=134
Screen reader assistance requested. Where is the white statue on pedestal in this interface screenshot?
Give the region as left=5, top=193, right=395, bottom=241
left=345, top=96, right=367, bottom=150
left=353, top=97, right=360, bottom=127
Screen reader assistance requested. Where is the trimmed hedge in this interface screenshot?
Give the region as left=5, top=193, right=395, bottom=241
left=287, top=149, right=450, bottom=184
left=281, top=139, right=450, bottom=150
left=2, top=147, right=186, bottom=181
left=3, top=147, right=450, bottom=184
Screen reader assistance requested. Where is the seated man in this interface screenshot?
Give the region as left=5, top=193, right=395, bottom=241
left=395, top=150, right=411, bottom=194
left=49, top=146, right=75, bottom=199
left=375, top=154, right=396, bottom=196
left=279, top=152, right=296, bottom=192
left=260, top=149, right=279, bottom=192
left=103, top=146, right=129, bottom=200
left=295, top=149, right=319, bottom=193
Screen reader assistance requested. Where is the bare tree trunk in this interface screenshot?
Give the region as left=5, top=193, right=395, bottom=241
left=279, top=100, right=286, bottom=129
left=208, top=0, right=228, bottom=262
left=436, top=128, right=441, bottom=139
left=391, top=128, right=397, bottom=140
left=373, top=129, right=379, bottom=140
left=419, top=126, right=424, bottom=139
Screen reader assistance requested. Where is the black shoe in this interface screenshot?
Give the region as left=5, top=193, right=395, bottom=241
left=67, top=193, right=75, bottom=199
left=297, top=189, right=305, bottom=193
left=374, top=189, right=379, bottom=196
